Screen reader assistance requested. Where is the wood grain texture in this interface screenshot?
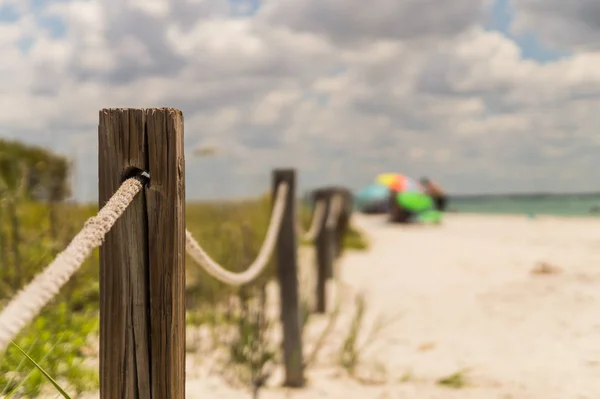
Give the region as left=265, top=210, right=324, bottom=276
left=272, top=169, right=305, bottom=387
left=146, top=108, right=186, bottom=399
left=99, top=108, right=185, bottom=399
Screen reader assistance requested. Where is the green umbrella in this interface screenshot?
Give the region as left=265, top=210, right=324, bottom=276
left=395, top=191, right=434, bottom=212
left=395, top=191, right=443, bottom=224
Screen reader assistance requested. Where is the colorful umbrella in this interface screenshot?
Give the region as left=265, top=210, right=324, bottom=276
left=355, top=183, right=390, bottom=213
left=396, top=191, right=433, bottom=212
left=356, top=183, right=390, bottom=202
left=375, top=173, right=422, bottom=193
left=391, top=190, right=440, bottom=222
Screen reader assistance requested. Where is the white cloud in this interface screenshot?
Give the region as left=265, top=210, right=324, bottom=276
left=511, top=0, right=600, bottom=51
left=1, top=0, right=600, bottom=200
left=260, top=0, right=488, bottom=46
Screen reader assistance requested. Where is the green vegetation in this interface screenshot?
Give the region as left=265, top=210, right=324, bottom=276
left=337, top=293, right=400, bottom=380
left=437, top=369, right=470, bottom=389
left=0, top=138, right=70, bottom=202
left=343, top=225, right=369, bottom=250
left=0, top=137, right=370, bottom=397
left=8, top=342, right=75, bottom=399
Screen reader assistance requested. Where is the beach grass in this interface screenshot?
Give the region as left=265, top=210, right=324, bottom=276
left=0, top=195, right=366, bottom=397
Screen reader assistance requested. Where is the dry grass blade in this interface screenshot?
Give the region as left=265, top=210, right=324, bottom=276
left=337, top=293, right=402, bottom=381
left=304, top=299, right=342, bottom=368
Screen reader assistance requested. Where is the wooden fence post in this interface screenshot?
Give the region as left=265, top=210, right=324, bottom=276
left=272, top=168, right=305, bottom=387
left=99, top=108, right=186, bottom=399
left=330, top=187, right=353, bottom=260
left=313, top=188, right=334, bottom=313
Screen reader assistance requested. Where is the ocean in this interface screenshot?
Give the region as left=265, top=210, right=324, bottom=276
left=449, top=194, right=600, bottom=217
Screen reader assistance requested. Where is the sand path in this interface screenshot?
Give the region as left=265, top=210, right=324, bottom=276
left=74, top=213, right=600, bottom=399
left=188, top=213, right=600, bottom=398
left=325, top=214, right=600, bottom=399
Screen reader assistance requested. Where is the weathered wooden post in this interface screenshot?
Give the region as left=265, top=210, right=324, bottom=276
left=313, top=188, right=334, bottom=313
left=272, top=168, right=305, bottom=387
left=98, top=108, right=186, bottom=399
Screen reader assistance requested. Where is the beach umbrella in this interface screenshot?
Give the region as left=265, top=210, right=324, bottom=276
left=396, top=191, right=433, bottom=212
left=376, top=173, right=437, bottom=217
left=375, top=173, right=422, bottom=193
left=355, top=183, right=390, bottom=213
left=356, top=183, right=390, bottom=201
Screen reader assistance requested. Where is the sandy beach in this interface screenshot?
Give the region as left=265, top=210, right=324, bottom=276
left=73, top=213, right=600, bottom=399
left=182, top=213, right=600, bottom=399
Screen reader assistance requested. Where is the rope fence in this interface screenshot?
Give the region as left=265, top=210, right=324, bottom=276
left=297, top=199, right=326, bottom=241
left=0, top=176, right=145, bottom=352
left=185, top=182, right=288, bottom=286
left=0, top=108, right=354, bottom=397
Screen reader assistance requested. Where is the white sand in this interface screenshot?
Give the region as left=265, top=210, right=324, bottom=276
left=185, top=213, right=600, bottom=399
left=78, top=213, right=600, bottom=398
left=322, top=213, right=600, bottom=399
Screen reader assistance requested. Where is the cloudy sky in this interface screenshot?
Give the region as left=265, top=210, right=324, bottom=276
left=1, top=0, right=600, bottom=201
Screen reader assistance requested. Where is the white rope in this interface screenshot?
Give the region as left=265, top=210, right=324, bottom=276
left=297, top=200, right=325, bottom=241
left=0, top=178, right=144, bottom=353
left=185, top=182, right=288, bottom=286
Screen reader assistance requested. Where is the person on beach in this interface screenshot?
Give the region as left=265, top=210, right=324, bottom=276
left=387, top=189, right=415, bottom=223
left=420, top=177, right=447, bottom=212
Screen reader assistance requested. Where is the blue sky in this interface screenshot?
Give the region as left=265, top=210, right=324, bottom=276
left=0, top=0, right=567, bottom=61
left=1, top=0, right=567, bottom=64
left=486, top=0, right=569, bottom=62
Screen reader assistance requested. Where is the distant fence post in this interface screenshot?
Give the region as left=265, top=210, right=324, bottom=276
left=272, top=168, right=305, bottom=387
left=313, top=188, right=334, bottom=313
left=313, top=186, right=353, bottom=313
left=329, top=187, right=353, bottom=260
left=99, top=108, right=186, bottom=399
